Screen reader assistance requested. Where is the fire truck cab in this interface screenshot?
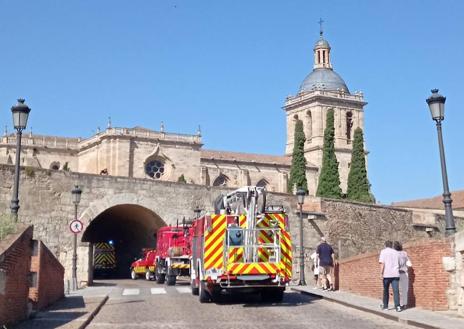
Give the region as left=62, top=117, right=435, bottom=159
left=130, top=248, right=157, bottom=281
left=190, top=186, right=292, bottom=303
left=154, top=224, right=192, bottom=285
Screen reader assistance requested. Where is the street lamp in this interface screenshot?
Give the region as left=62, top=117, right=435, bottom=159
left=193, top=206, right=202, bottom=219
left=10, top=99, right=31, bottom=220
left=426, top=89, right=456, bottom=236
left=71, top=185, right=82, bottom=290
left=296, top=188, right=306, bottom=285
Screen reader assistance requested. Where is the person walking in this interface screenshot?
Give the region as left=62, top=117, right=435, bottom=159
left=316, top=236, right=335, bottom=291
left=310, top=251, right=320, bottom=289
left=379, top=240, right=401, bottom=312
left=394, top=241, right=412, bottom=310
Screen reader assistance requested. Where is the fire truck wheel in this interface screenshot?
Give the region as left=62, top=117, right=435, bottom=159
left=156, top=269, right=165, bottom=284
left=130, top=269, right=138, bottom=280
left=166, top=275, right=176, bottom=286
left=191, top=279, right=199, bottom=295
left=199, top=281, right=210, bottom=303
left=145, top=270, right=152, bottom=281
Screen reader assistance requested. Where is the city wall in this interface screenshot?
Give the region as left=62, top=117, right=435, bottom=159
left=0, top=164, right=452, bottom=287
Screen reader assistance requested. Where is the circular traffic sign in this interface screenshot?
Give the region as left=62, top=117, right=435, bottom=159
left=69, top=219, right=84, bottom=234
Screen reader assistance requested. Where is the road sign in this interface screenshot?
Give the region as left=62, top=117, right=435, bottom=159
left=69, top=219, right=84, bottom=234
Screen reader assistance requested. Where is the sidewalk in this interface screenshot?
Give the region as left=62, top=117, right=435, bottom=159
left=292, top=286, right=464, bottom=329
left=13, top=287, right=110, bottom=329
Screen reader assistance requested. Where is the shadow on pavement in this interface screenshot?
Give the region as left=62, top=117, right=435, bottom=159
left=13, top=311, right=87, bottom=329
left=214, top=291, right=320, bottom=307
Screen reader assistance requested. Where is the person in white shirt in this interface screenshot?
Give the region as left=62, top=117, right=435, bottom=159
left=379, top=240, right=402, bottom=312
left=310, top=251, right=320, bottom=289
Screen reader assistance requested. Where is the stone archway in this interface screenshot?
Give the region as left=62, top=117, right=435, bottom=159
left=82, top=204, right=166, bottom=280
left=76, top=194, right=168, bottom=283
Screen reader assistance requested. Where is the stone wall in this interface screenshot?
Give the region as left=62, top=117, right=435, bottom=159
left=451, top=230, right=464, bottom=315
left=0, top=225, right=33, bottom=326
left=321, top=199, right=420, bottom=258
left=29, top=240, right=65, bottom=310
left=338, top=238, right=454, bottom=311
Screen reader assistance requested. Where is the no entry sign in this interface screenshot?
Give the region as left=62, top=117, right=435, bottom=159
left=69, top=219, right=84, bottom=234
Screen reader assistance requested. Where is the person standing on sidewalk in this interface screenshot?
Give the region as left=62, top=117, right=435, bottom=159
left=316, top=236, right=335, bottom=291
left=394, top=241, right=412, bottom=310
left=310, top=251, right=320, bottom=289
left=379, top=240, right=401, bottom=312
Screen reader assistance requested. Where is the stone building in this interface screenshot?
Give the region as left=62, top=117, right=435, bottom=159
left=0, top=32, right=367, bottom=196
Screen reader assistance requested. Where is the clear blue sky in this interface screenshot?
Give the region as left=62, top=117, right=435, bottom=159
left=0, top=1, right=463, bottom=204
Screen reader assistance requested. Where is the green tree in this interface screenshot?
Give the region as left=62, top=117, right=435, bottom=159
left=316, top=109, right=342, bottom=198
left=288, top=120, right=308, bottom=193
left=177, top=174, right=187, bottom=184
left=347, top=128, right=374, bottom=203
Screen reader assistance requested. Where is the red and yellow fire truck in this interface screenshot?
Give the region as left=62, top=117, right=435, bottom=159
left=130, top=248, right=157, bottom=281
left=189, top=186, right=292, bottom=303
left=153, top=222, right=192, bottom=285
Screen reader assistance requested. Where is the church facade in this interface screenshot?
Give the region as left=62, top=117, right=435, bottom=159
left=0, top=33, right=367, bottom=196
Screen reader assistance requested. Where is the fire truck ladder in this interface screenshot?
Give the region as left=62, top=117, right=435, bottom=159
left=221, top=186, right=277, bottom=264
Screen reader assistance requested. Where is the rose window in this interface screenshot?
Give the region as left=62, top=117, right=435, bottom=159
left=145, top=160, right=165, bottom=179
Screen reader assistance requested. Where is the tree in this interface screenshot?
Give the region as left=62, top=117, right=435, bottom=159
left=347, top=128, right=374, bottom=203
left=316, top=109, right=342, bottom=198
left=177, top=174, right=187, bottom=184
left=288, top=119, right=308, bottom=193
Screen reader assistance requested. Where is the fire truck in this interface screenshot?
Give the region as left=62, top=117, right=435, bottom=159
left=189, top=186, right=292, bottom=303
left=153, top=222, right=192, bottom=285
left=93, top=242, right=116, bottom=278
left=130, top=248, right=157, bottom=281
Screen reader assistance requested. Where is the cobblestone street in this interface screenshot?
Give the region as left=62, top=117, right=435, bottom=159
left=84, top=279, right=412, bottom=329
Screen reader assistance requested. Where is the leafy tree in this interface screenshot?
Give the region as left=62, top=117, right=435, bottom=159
left=288, top=119, right=308, bottom=193
left=316, top=109, right=342, bottom=198
left=177, top=174, right=187, bottom=184
left=347, top=128, right=374, bottom=203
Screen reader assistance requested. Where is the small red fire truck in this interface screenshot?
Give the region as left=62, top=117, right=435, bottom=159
left=189, top=186, right=292, bottom=303
left=153, top=222, right=192, bottom=285
left=130, top=248, right=157, bottom=281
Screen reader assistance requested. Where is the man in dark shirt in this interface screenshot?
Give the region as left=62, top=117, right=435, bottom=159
left=316, top=236, right=335, bottom=291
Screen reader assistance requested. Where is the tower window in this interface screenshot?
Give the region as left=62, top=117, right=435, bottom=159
left=317, top=51, right=321, bottom=64
left=322, top=51, right=326, bottom=64
left=346, top=111, right=353, bottom=142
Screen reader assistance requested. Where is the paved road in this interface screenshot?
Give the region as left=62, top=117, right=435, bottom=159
left=87, top=279, right=412, bottom=329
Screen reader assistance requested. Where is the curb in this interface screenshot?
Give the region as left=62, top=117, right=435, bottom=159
left=78, top=295, right=109, bottom=329
left=291, top=288, right=441, bottom=329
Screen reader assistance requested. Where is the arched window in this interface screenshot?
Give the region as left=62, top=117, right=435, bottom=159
left=213, top=174, right=229, bottom=187
left=145, top=159, right=165, bottom=179
left=306, top=110, right=312, bottom=140
left=50, top=161, right=60, bottom=170
left=346, top=111, right=353, bottom=142
left=256, top=178, right=269, bottom=188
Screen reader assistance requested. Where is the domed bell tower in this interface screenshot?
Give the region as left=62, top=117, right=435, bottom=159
left=283, top=27, right=367, bottom=195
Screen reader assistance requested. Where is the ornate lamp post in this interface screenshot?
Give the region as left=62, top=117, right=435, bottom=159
left=71, top=185, right=82, bottom=290
left=296, top=188, right=306, bottom=285
left=426, top=89, right=456, bottom=236
left=10, top=99, right=31, bottom=220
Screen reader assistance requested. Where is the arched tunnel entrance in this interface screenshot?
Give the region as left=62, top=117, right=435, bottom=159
left=82, top=204, right=166, bottom=279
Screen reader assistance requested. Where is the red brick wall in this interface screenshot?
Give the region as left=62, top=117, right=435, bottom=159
left=33, top=241, right=64, bottom=309
left=0, top=226, right=33, bottom=326
left=339, top=238, right=453, bottom=311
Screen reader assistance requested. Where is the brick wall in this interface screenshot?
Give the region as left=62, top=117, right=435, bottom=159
left=0, top=225, right=33, bottom=326
left=29, top=241, right=65, bottom=310
left=339, top=238, right=453, bottom=311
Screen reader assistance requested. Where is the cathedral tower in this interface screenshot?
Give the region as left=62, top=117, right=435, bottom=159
left=283, top=30, right=367, bottom=194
